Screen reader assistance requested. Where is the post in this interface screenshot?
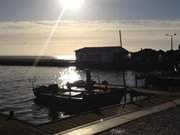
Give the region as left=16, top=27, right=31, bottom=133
left=135, top=74, right=138, bottom=88
left=122, top=71, right=126, bottom=87
left=122, top=71, right=128, bottom=104
left=67, top=82, right=72, bottom=98
left=86, top=70, right=91, bottom=84
left=86, top=69, right=92, bottom=91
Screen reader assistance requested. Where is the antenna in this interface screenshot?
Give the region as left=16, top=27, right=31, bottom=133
left=119, top=30, right=123, bottom=48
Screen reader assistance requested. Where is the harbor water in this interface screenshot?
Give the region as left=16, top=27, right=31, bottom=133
left=0, top=66, right=141, bottom=125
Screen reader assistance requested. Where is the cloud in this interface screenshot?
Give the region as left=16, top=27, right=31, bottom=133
left=0, top=22, right=34, bottom=30
left=0, top=20, right=179, bottom=56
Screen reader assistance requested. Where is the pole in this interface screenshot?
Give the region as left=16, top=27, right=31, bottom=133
left=171, top=36, right=173, bottom=50
left=119, top=30, right=123, bottom=48
left=165, top=33, right=176, bottom=51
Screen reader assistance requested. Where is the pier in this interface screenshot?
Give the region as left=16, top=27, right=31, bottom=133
left=1, top=90, right=179, bottom=135
left=0, top=114, right=49, bottom=135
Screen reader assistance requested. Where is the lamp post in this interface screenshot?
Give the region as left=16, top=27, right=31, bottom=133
left=165, top=33, right=176, bottom=50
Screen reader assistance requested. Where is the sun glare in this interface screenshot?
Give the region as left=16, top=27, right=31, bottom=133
left=59, top=67, right=81, bottom=85
left=60, top=0, right=85, bottom=11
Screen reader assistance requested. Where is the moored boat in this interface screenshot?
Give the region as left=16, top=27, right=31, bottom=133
left=33, top=70, right=127, bottom=114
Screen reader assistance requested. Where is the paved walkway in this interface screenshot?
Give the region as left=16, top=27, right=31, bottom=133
left=58, top=98, right=180, bottom=135
left=99, top=106, right=180, bottom=135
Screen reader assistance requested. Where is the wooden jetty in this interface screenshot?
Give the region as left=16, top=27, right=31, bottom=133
left=0, top=114, right=49, bottom=135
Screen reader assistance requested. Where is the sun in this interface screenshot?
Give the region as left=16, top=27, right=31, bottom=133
left=59, top=0, right=85, bottom=11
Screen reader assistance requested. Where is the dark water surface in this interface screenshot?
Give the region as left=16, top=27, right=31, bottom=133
left=0, top=66, right=139, bottom=125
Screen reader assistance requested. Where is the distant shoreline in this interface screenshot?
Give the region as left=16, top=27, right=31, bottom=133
left=0, top=56, right=76, bottom=67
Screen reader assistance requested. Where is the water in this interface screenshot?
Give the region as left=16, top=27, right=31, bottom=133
left=0, top=66, right=138, bottom=125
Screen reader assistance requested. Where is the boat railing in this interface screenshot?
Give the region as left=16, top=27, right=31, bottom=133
left=57, top=83, right=125, bottom=95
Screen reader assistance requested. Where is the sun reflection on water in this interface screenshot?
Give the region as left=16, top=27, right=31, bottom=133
left=58, top=67, right=81, bottom=86
left=55, top=55, right=76, bottom=60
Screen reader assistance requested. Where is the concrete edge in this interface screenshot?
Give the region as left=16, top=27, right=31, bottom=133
left=130, top=88, right=180, bottom=96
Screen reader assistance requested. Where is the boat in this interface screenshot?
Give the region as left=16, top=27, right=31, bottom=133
left=33, top=70, right=127, bottom=114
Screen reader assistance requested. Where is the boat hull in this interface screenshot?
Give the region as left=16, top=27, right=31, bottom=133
left=34, top=88, right=126, bottom=114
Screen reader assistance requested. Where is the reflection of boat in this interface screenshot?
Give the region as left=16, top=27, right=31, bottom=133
left=33, top=70, right=126, bottom=114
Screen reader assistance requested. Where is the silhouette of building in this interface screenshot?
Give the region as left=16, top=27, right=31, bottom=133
left=164, top=50, right=180, bottom=71
left=75, top=46, right=180, bottom=71
left=131, top=49, right=158, bottom=70
left=75, top=46, right=129, bottom=69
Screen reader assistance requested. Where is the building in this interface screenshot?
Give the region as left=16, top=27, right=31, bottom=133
left=131, top=48, right=165, bottom=70
left=75, top=46, right=180, bottom=71
left=75, top=46, right=129, bottom=69
left=132, top=49, right=159, bottom=62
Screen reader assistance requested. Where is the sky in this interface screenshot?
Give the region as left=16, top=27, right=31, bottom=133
left=0, top=0, right=180, bottom=58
